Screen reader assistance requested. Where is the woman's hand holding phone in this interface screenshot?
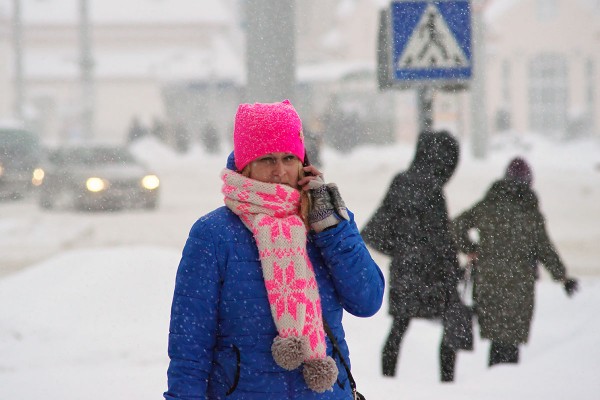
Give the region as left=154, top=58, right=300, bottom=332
left=298, top=164, right=323, bottom=192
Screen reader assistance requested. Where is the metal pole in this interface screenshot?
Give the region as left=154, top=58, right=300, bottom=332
left=12, top=0, right=23, bottom=120
left=245, top=0, right=295, bottom=103
left=418, top=85, right=434, bottom=132
left=470, top=0, right=488, bottom=158
left=79, top=0, right=94, bottom=141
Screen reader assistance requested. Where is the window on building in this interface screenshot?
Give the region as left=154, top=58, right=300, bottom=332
left=536, top=0, right=558, bottom=20
left=528, top=54, right=568, bottom=136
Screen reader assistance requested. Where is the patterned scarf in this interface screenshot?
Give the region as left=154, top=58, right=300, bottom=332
left=221, top=168, right=337, bottom=392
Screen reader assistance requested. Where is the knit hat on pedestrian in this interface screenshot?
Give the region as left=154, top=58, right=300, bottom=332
left=505, top=157, right=533, bottom=185
left=233, top=100, right=305, bottom=171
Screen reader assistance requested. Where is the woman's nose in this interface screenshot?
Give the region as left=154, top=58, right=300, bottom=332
left=272, top=160, right=286, bottom=176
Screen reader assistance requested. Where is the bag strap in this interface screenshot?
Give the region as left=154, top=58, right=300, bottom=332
left=322, top=320, right=359, bottom=397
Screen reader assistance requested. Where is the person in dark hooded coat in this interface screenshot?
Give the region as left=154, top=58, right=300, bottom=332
left=452, top=157, right=578, bottom=367
left=361, top=130, right=463, bottom=382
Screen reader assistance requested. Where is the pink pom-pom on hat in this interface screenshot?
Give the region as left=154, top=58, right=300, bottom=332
left=233, top=99, right=305, bottom=171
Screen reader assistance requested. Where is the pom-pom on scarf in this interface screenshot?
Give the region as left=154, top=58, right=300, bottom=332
left=221, top=168, right=337, bottom=393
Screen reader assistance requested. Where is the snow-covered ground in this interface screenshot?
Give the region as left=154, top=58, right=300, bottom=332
left=0, top=135, right=599, bottom=399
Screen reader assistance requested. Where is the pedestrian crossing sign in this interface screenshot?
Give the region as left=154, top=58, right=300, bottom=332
left=385, top=0, right=472, bottom=89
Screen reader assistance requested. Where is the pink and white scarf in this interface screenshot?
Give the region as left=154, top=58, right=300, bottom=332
left=221, top=168, right=337, bottom=392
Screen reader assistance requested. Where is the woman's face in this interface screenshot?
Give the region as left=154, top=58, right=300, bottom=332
left=248, top=152, right=301, bottom=188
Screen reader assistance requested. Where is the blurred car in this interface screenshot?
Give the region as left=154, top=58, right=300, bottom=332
left=0, top=121, right=43, bottom=200
left=38, top=145, right=160, bottom=211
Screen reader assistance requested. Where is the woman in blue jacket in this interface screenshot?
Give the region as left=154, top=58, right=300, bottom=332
left=164, top=100, right=384, bottom=400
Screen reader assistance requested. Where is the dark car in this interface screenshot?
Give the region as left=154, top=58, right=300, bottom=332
left=0, top=123, right=43, bottom=200
left=38, top=145, right=160, bottom=211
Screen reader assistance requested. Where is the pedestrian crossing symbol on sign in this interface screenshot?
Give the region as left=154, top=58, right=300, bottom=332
left=398, top=3, right=468, bottom=69
left=389, top=0, right=472, bottom=87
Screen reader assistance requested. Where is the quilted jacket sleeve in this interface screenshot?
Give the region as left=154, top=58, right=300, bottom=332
left=313, top=210, right=384, bottom=317
left=164, top=218, right=221, bottom=400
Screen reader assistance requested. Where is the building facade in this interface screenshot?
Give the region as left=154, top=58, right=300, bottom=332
left=1, top=0, right=598, bottom=146
left=297, top=0, right=600, bottom=142
left=485, top=0, right=600, bottom=139
left=0, top=0, right=242, bottom=145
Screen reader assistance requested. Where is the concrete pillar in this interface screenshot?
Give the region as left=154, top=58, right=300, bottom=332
left=245, top=0, right=296, bottom=103
left=11, top=0, right=23, bottom=119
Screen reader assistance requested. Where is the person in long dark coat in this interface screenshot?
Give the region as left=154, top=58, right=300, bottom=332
left=452, top=157, right=579, bottom=367
left=361, top=130, right=463, bottom=382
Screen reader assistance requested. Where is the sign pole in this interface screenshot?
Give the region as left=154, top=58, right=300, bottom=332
left=381, top=1, right=473, bottom=138
left=418, top=85, right=434, bottom=132
left=470, top=0, right=488, bottom=158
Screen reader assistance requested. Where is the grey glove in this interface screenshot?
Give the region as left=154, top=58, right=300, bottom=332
left=307, top=176, right=349, bottom=233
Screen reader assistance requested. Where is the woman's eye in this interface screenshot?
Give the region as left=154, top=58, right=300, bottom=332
left=283, top=156, right=296, bottom=162
left=259, top=157, right=275, bottom=164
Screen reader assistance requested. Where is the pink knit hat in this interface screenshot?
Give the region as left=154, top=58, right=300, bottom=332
left=233, top=100, right=305, bottom=171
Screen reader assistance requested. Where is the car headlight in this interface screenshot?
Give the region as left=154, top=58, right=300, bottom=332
left=86, top=177, right=107, bottom=192
left=32, top=168, right=45, bottom=186
left=141, top=174, right=160, bottom=190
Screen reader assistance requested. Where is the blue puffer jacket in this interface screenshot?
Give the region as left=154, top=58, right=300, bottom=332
left=164, top=164, right=384, bottom=400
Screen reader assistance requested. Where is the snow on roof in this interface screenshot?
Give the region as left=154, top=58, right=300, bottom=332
left=484, top=0, right=600, bottom=23
left=297, top=60, right=375, bottom=83
left=1, top=0, right=242, bottom=81
left=336, top=0, right=358, bottom=19
left=0, top=118, right=26, bottom=130
left=484, top=0, right=521, bottom=23
left=370, top=0, right=392, bottom=8
left=2, top=0, right=232, bottom=26
left=24, top=44, right=243, bottom=81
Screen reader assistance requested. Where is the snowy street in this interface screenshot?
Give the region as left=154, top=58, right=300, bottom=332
left=2, top=0, right=599, bottom=398
left=0, top=136, right=599, bottom=399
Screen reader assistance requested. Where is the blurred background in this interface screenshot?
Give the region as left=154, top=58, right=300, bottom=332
left=0, top=1, right=599, bottom=398
left=0, top=0, right=597, bottom=151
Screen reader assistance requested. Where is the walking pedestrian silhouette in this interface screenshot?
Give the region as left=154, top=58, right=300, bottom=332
left=418, top=11, right=448, bottom=62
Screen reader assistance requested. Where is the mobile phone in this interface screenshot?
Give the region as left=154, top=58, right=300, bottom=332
left=302, top=154, right=313, bottom=176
